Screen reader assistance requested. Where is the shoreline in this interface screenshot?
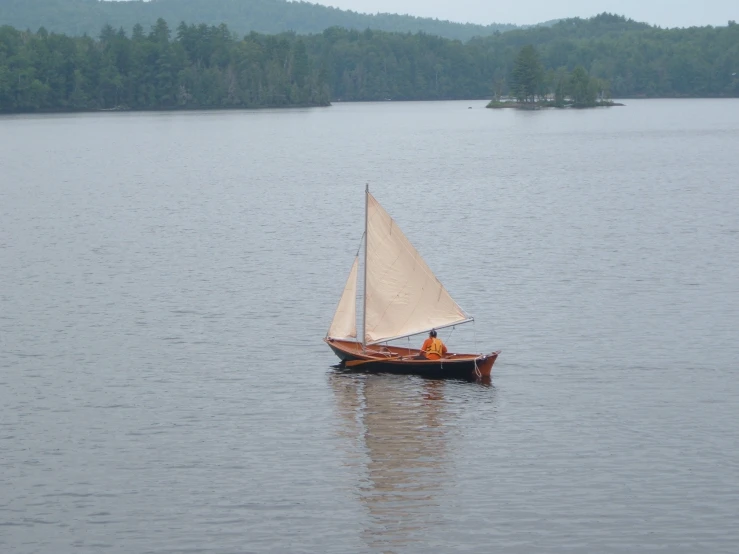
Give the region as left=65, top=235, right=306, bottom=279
left=0, top=102, right=332, bottom=116
left=2, top=96, right=738, bottom=116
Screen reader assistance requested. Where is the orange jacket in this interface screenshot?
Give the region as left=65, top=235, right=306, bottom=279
left=421, top=337, right=447, bottom=359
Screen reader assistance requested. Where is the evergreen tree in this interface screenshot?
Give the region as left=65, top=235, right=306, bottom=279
left=512, top=45, right=543, bottom=104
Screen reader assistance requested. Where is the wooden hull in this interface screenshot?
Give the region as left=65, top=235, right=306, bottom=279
left=325, top=338, right=499, bottom=380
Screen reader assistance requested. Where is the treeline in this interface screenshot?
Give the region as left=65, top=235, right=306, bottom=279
left=0, top=0, right=521, bottom=42
left=315, top=14, right=739, bottom=101
left=476, top=14, right=739, bottom=98
left=0, top=21, right=330, bottom=112
left=1, top=14, right=738, bottom=112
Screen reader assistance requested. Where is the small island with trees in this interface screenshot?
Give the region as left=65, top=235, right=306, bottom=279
left=488, top=45, right=622, bottom=109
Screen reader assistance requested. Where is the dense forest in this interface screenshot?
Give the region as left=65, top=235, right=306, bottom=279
left=314, top=15, right=739, bottom=101
left=314, top=14, right=739, bottom=100
left=0, top=0, right=522, bottom=42
left=0, top=21, right=330, bottom=111
left=1, top=14, right=738, bottom=112
left=474, top=15, right=739, bottom=98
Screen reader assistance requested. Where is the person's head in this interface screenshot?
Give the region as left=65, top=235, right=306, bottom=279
left=429, top=329, right=437, bottom=338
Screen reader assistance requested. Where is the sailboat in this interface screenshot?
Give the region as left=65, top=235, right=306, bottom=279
left=325, top=186, right=500, bottom=379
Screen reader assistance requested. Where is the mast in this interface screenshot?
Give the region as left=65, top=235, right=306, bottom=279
left=362, top=184, right=369, bottom=349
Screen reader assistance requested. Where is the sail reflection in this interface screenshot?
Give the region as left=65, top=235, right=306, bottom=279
left=329, top=373, right=453, bottom=552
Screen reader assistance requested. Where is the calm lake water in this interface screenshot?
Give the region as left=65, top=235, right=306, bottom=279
left=1, top=99, right=738, bottom=553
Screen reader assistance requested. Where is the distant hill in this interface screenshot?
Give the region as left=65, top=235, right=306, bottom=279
left=479, top=12, right=654, bottom=45
left=0, top=0, right=524, bottom=40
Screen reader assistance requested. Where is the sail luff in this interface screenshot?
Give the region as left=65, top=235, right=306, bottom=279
left=327, top=257, right=359, bottom=339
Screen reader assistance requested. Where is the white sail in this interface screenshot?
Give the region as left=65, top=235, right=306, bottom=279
left=327, top=257, right=359, bottom=339
left=364, top=193, right=470, bottom=344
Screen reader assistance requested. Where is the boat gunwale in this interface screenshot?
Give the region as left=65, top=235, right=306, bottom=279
left=325, top=337, right=500, bottom=365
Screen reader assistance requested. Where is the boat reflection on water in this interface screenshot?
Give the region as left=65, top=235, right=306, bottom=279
left=329, top=372, right=471, bottom=551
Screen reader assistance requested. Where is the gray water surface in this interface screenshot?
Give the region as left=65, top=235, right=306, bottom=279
left=1, top=99, right=738, bottom=553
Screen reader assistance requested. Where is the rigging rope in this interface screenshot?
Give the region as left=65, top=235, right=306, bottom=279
left=473, top=319, right=478, bottom=353
left=355, top=231, right=365, bottom=258
left=472, top=319, right=481, bottom=378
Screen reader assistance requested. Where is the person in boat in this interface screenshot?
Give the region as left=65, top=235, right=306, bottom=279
left=418, top=329, right=448, bottom=360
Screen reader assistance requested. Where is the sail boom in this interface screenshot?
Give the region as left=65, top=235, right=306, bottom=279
left=366, top=317, right=474, bottom=346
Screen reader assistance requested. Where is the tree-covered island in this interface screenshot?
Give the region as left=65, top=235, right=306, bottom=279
left=487, top=44, right=622, bottom=109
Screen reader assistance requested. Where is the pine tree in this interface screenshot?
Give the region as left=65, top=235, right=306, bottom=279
left=511, top=45, right=543, bottom=104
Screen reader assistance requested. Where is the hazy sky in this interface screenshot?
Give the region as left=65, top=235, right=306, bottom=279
left=313, top=0, right=735, bottom=28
